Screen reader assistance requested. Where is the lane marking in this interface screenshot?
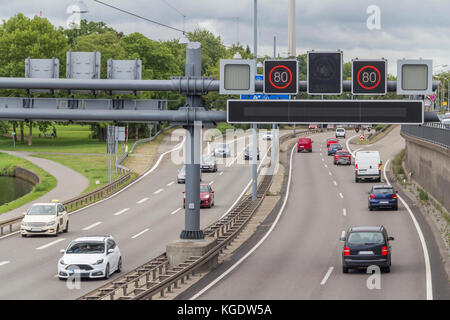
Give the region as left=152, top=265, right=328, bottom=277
left=383, top=160, right=433, bottom=300
left=153, top=188, right=163, bottom=195
left=324, top=164, right=328, bottom=168
left=131, top=228, right=149, bottom=239
left=170, top=208, right=182, bottom=215
left=321, top=158, right=324, bottom=162
left=167, top=181, right=175, bottom=187
left=209, top=180, right=215, bottom=185
left=192, top=142, right=297, bottom=299
left=219, top=171, right=224, bottom=176
left=320, top=267, right=334, bottom=285
left=341, top=230, right=346, bottom=238
left=82, top=222, right=102, bottom=231
left=114, top=208, right=129, bottom=216
left=137, top=197, right=149, bottom=204
left=36, top=238, right=66, bottom=250
left=343, top=208, right=347, bottom=216
left=339, top=192, right=344, bottom=199
left=0, top=261, right=10, bottom=266
left=329, top=171, right=332, bottom=176
left=333, top=180, right=338, bottom=186
left=346, top=134, right=359, bottom=157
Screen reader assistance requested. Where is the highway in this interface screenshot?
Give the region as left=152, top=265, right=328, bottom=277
left=0, top=128, right=280, bottom=299
left=187, top=126, right=449, bottom=300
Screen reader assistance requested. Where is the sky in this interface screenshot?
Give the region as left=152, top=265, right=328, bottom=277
left=1, top=0, right=449, bottom=76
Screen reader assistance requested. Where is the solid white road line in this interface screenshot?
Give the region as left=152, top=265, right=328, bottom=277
left=339, top=193, right=344, bottom=199
left=0, top=261, right=10, bottom=266
left=320, top=267, right=334, bottom=285
left=343, top=208, right=347, bottom=216
left=137, top=197, right=149, bottom=204
left=170, top=208, right=182, bottom=215
left=167, top=181, right=175, bottom=187
left=346, top=134, right=359, bottom=157
left=131, top=228, right=149, bottom=239
left=191, top=142, right=297, bottom=300
left=114, top=208, right=130, bottom=216
left=153, top=188, right=163, bottom=195
left=36, top=238, right=66, bottom=250
left=383, top=160, right=433, bottom=300
left=82, top=222, right=102, bottom=231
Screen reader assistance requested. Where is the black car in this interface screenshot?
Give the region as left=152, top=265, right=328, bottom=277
left=340, top=226, right=394, bottom=273
left=243, top=146, right=260, bottom=160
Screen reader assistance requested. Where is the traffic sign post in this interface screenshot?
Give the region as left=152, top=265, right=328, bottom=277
left=307, top=50, right=343, bottom=95
left=263, top=59, right=298, bottom=94
left=352, top=59, right=387, bottom=95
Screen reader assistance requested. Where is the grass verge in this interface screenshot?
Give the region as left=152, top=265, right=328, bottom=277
left=0, top=152, right=57, bottom=215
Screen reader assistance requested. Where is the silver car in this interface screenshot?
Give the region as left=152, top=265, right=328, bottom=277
left=177, top=165, right=202, bottom=184
left=213, top=143, right=231, bottom=158
left=201, top=155, right=217, bottom=172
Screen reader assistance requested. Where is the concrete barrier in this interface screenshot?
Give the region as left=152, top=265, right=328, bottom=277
left=14, top=166, right=40, bottom=185
left=401, top=132, right=450, bottom=211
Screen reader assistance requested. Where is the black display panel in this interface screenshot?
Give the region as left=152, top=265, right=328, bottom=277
left=227, top=100, right=423, bottom=124
left=307, top=52, right=342, bottom=95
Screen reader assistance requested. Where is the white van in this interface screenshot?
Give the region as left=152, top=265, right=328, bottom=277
left=354, top=151, right=382, bottom=182
left=336, top=127, right=346, bottom=138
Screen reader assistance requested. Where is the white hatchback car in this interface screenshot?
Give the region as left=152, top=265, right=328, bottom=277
left=58, top=235, right=122, bottom=280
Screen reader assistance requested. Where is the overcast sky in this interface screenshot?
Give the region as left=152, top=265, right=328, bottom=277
left=1, top=0, right=449, bottom=76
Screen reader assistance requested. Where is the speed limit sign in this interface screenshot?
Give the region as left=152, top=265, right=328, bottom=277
left=352, top=59, right=387, bottom=95
left=264, top=59, right=298, bottom=94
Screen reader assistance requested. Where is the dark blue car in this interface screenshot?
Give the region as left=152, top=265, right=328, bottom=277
left=368, top=185, right=398, bottom=211
left=327, top=143, right=342, bottom=156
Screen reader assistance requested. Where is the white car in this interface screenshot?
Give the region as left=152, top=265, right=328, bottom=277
left=58, top=235, right=122, bottom=280
left=213, top=143, right=231, bottom=157
left=21, top=200, right=68, bottom=237
left=262, top=131, right=273, bottom=140
left=335, top=127, right=346, bottom=138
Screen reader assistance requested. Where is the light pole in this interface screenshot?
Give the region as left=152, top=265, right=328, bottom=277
left=252, top=0, right=258, bottom=200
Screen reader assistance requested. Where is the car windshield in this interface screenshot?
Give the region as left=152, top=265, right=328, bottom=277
left=200, top=185, right=209, bottom=192
left=179, top=165, right=185, bottom=173
left=347, top=232, right=384, bottom=245
left=66, top=242, right=105, bottom=254
left=216, top=143, right=227, bottom=149
left=332, top=144, right=342, bottom=149
left=373, top=188, right=394, bottom=194
left=27, top=205, right=56, bottom=215
left=337, top=151, right=349, bottom=155
left=202, top=155, right=214, bottom=162
left=337, top=129, right=345, bottom=132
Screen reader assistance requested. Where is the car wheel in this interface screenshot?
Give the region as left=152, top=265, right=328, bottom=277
left=355, top=177, right=359, bottom=183
left=21, top=234, right=27, bottom=238
left=104, top=264, right=110, bottom=280
left=369, top=206, right=373, bottom=211
left=58, top=277, right=65, bottom=281
left=342, top=266, right=349, bottom=273
left=63, top=221, right=69, bottom=233
left=382, top=266, right=390, bottom=273
left=393, top=205, right=398, bottom=211
left=116, top=257, right=122, bottom=273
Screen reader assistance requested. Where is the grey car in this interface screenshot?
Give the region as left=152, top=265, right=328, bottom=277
left=201, top=155, right=217, bottom=172
left=177, top=165, right=202, bottom=184
left=213, top=143, right=231, bottom=158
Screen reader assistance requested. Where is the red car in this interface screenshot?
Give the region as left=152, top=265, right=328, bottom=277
left=308, top=124, right=318, bottom=130
left=326, top=138, right=339, bottom=148
left=183, top=184, right=215, bottom=208
left=334, top=150, right=352, bottom=165
left=297, top=137, right=312, bottom=153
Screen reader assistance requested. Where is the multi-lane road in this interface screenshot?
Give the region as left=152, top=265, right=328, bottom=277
left=0, top=129, right=278, bottom=299
left=183, top=126, right=449, bottom=300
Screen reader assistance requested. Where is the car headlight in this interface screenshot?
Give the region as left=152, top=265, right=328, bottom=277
left=91, top=259, right=104, bottom=265
left=47, top=221, right=56, bottom=226
left=59, top=260, right=65, bottom=265
left=21, top=221, right=27, bottom=227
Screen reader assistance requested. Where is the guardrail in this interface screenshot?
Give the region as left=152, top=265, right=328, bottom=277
left=78, top=129, right=314, bottom=300
left=401, top=123, right=450, bottom=149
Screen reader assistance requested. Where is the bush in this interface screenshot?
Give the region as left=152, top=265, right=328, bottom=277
left=216, top=122, right=236, bottom=134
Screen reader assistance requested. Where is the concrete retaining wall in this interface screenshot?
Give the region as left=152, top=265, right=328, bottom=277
left=14, top=166, right=40, bottom=186
left=401, top=132, right=450, bottom=211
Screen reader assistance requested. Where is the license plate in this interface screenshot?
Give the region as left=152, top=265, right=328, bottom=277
left=300, top=146, right=304, bottom=148
left=31, top=228, right=41, bottom=232
left=358, top=251, right=374, bottom=255
left=380, top=201, right=389, bottom=204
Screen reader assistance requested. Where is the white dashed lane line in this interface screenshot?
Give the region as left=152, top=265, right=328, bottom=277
left=0, top=261, right=10, bottom=267
left=343, top=208, right=347, bottom=216
left=219, top=171, right=224, bottom=176
left=114, top=208, right=129, bottom=216
left=36, top=238, right=66, bottom=250
left=167, top=181, right=175, bottom=187
left=82, top=222, right=102, bottom=231
left=339, top=193, right=344, bottom=199
left=170, top=208, right=182, bottom=215
left=333, top=181, right=337, bottom=186
left=320, top=267, right=334, bottom=285
left=137, top=197, right=149, bottom=204
left=131, top=228, right=149, bottom=239
left=154, top=189, right=164, bottom=195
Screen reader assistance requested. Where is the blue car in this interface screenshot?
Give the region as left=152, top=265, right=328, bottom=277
left=368, top=185, right=398, bottom=211
left=327, top=143, right=342, bottom=156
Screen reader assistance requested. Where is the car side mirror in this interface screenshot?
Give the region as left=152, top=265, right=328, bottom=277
left=339, top=237, right=346, bottom=241
left=23, top=212, right=27, bottom=216
left=387, top=237, right=394, bottom=241
left=107, top=249, right=114, bottom=255
left=60, top=249, right=65, bottom=254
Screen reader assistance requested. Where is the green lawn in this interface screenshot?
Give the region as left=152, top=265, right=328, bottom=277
left=0, top=124, right=136, bottom=154
left=32, top=154, right=121, bottom=194
left=0, top=152, right=57, bottom=215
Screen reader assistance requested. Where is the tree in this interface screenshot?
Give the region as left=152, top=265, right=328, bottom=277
left=62, top=19, right=119, bottom=46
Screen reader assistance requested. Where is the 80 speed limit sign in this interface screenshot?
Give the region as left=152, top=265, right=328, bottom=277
left=352, top=59, right=387, bottom=95
left=264, top=59, right=298, bottom=94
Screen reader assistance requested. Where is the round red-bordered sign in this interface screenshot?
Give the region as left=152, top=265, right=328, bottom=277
left=268, top=65, right=293, bottom=90
left=357, top=65, right=381, bottom=90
